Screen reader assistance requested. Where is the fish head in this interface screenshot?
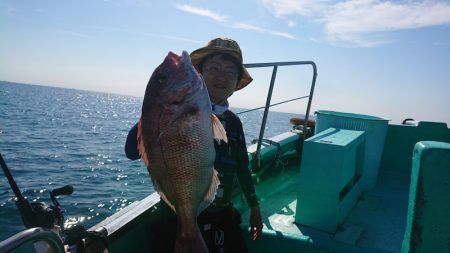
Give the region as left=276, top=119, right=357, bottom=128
left=144, top=51, right=206, bottom=106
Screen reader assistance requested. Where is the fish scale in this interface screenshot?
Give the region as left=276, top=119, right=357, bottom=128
left=137, top=51, right=227, bottom=253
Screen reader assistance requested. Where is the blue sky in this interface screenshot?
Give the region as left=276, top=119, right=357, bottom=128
left=1, top=0, right=449, bottom=125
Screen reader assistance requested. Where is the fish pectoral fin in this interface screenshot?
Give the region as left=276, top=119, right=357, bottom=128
left=211, top=114, right=228, bottom=144
left=137, top=119, right=150, bottom=167
left=197, top=168, right=220, bottom=214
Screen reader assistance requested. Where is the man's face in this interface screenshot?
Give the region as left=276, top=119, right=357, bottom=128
left=201, top=54, right=239, bottom=104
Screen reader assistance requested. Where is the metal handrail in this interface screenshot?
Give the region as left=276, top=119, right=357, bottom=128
left=241, top=61, right=318, bottom=169
left=236, top=95, right=309, bottom=115
left=0, top=227, right=65, bottom=253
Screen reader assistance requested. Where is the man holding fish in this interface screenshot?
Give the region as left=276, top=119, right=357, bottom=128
left=125, top=37, right=263, bottom=253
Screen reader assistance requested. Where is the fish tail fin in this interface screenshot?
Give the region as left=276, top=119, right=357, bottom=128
left=197, top=168, right=219, bottom=214
left=211, top=114, right=228, bottom=144
left=174, top=220, right=208, bottom=253
left=137, top=119, right=150, bottom=167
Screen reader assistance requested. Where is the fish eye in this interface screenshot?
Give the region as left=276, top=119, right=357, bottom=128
left=156, top=75, right=167, bottom=84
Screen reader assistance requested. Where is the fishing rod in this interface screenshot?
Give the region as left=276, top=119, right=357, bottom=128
left=0, top=152, right=36, bottom=228
left=0, top=152, right=107, bottom=252
left=0, top=152, right=76, bottom=230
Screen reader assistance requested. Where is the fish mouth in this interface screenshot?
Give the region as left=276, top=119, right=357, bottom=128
left=167, top=50, right=191, bottom=67
left=163, top=51, right=202, bottom=105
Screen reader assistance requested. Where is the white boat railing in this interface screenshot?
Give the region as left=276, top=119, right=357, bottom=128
left=239, top=61, right=318, bottom=169
left=0, top=227, right=65, bottom=253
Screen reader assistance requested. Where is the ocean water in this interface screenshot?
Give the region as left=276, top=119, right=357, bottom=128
left=0, top=81, right=303, bottom=241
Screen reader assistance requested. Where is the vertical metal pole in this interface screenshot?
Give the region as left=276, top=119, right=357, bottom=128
left=298, top=63, right=318, bottom=164
left=255, top=65, right=278, bottom=169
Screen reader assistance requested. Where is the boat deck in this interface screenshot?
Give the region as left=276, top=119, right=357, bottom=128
left=236, top=164, right=411, bottom=253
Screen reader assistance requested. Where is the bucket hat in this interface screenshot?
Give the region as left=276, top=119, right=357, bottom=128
left=190, top=37, right=253, bottom=90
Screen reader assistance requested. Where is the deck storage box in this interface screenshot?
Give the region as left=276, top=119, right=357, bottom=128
left=314, top=110, right=389, bottom=191
left=296, top=128, right=365, bottom=233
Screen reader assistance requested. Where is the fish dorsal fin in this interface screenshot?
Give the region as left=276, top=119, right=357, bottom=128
left=197, top=168, right=220, bottom=214
left=211, top=114, right=228, bottom=144
left=137, top=119, right=150, bottom=167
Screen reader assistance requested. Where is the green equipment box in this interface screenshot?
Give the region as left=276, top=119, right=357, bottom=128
left=295, top=128, right=365, bottom=233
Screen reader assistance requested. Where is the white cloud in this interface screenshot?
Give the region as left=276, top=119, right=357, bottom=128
left=327, top=32, right=392, bottom=48
left=174, top=3, right=228, bottom=23
left=287, top=20, right=297, bottom=27
left=233, top=22, right=299, bottom=40
left=260, top=0, right=450, bottom=47
left=268, top=30, right=298, bottom=40
left=260, top=0, right=328, bottom=17
left=326, top=0, right=450, bottom=34
left=174, top=4, right=298, bottom=40
left=232, top=22, right=266, bottom=32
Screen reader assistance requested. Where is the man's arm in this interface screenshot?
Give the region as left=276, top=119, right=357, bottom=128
left=125, top=123, right=141, bottom=160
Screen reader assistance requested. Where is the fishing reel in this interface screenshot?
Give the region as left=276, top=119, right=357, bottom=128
left=1, top=153, right=107, bottom=252
left=27, top=185, right=107, bottom=252
left=21, top=185, right=74, bottom=230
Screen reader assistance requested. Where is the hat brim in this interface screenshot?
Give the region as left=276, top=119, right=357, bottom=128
left=190, top=47, right=252, bottom=91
